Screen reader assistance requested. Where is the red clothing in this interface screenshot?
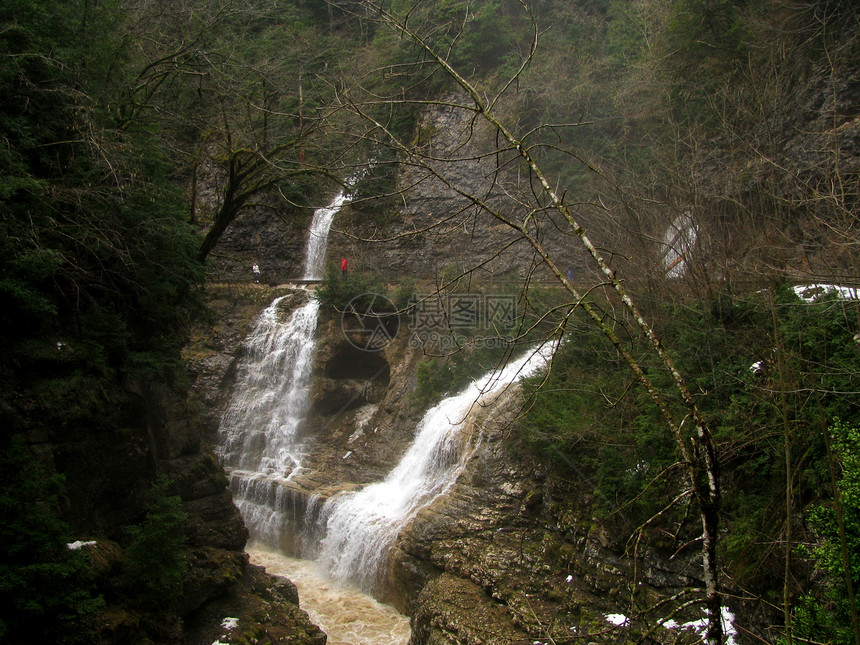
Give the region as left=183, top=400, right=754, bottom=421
left=341, top=258, right=348, bottom=272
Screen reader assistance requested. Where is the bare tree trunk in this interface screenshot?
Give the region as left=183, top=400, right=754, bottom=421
left=360, top=3, right=724, bottom=640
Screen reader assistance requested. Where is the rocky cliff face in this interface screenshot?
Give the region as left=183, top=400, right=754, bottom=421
left=325, top=96, right=598, bottom=287
left=201, top=93, right=598, bottom=290
left=15, top=331, right=325, bottom=644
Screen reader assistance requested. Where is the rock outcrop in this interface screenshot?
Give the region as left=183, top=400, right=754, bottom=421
left=388, top=389, right=703, bottom=644
left=183, top=564, right=327, bottom=645
left=13, top=308, right=328, bottom=644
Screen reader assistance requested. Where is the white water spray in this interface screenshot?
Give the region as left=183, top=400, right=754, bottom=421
left=217, top=186, right=351, bottom=546
left=218, top=297, right=319, bottom=477
left=303, top=192, right=349, bottom=280
left=315, top=343, right=556, bottom=592
left=215, top=172, right=558, bottom=640
left=302, top=169, right=369, bottom=280
left=662, top=211, right=698, bottom=278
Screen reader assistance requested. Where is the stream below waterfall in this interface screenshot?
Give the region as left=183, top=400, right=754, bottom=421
left=247, top=545, right=410, bottom=645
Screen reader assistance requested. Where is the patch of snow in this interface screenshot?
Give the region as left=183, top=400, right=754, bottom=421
left=353, top=404, right=377, bottom=428
left=67, top=540, right=97, bottom=550
left=793, top=284, right=859, bottom=302
left=605, top=613, right=629, bottom=627
left=669, top=608, right=738, bottom=645
left=342, top=450, right=352, bottom=459
left=348, top=406, right=378, bottom=444
left=220, top=617, right=239, bottom=630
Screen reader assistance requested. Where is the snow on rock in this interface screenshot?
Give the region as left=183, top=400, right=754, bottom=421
left=661, top=608, right=738, bottom=645
left=66, top=540, right=97, bottom=550
left=794, top=284, right=859, bottom=301
left=605, top=613, right=629, bottom=627
left=609, top=607, right=738, bottom=644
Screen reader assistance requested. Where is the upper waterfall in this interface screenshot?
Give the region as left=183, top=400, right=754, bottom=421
left=302, top=191, right=349, bottom=280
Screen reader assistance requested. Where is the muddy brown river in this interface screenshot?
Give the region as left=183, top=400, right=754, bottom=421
left=247, top=545, right=411, bottom=645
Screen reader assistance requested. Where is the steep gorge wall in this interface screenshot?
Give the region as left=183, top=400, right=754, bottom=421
left=8, top=290, right=326, bottom=644
left=184, top=98, right=719, bottom=645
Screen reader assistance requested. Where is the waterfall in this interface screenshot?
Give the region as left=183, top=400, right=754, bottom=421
left=218, top=296, right=319, bottom=477
left=315, top=342, right=556, bottom=593
left=303, top=191, right=348, bottom=280
left=217, top=169, right=556, bottom=614
left=662, top=211, right=697, bottom=278
left=217, top=186, right=349, bottom=548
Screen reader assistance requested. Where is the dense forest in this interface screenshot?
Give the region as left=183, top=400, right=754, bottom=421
left=1, top=0, right=858, bottom=643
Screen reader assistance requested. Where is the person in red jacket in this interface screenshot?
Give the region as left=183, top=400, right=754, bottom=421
left=341, top=257, right=348, bottom=274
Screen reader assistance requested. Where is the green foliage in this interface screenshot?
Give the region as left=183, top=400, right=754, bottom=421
left=411, top=337, right=518, bottom=410
left=122, top=476, right=188, bottom=609
left=385, top=0, right=521, bottom=75
left=0, top=443, right=103, bottom=644
left=413, top=355, right=472, bottom=409
left=792, top=420, right=860, bottom=644
left=519, top=317, right=678, bottom=524
left=666, top=0, right=751, bottom=57
left=606, top=1, right=647, bottom=65
left=0, top=0, right=205, bottom=406
left=391, top=277, right=418, bottom=310
left=314, top=263, right=387, bottom=312
left=520, top=284, right=860, bottom=561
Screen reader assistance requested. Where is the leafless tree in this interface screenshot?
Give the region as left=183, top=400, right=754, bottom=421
left=326, top=2, right=726, bottom=642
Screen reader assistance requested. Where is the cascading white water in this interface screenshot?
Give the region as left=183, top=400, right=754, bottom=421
left=218, top=296, right=319, bottom=477
left=303, top=192, right=348, bottom=280
left=215, top=171, right=558, bottom=642
left=217, top=187, right=350, bottom=547
left=315, top=343, right=556, bottom=593
left=216, top=295, right=321, bottom=543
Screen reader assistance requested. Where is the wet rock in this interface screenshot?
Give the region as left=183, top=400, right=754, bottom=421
left=183, top=564, right=327, bottom=645
left=180, top=547, right=247, bottom=615
left=409, top=573, right=532, bottom=645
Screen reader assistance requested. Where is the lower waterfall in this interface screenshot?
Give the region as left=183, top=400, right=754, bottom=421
left=216, top=295, right=321, bottom=546
left=314, top=343, right=555, bottom=593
